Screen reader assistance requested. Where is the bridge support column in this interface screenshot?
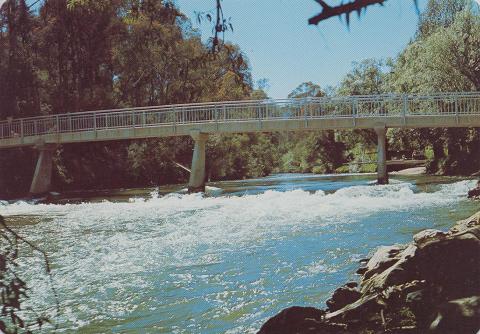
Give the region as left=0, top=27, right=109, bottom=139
left=375, top=126, right=389, bottom=185
left=30, top=144, right=57, bottom=195
left=188, top=131, right=208, bottom=193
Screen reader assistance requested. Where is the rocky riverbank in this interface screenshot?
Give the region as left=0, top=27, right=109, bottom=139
left=258, top=211, right=480, bottom=334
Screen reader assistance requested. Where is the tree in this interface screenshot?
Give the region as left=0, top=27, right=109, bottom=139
left=37, top=0, right=120, bottom=113
left=288, top=82, right=324, bottom=99
left=418, top=0, right=470, bottom=38
left=389, top=1, right=480, bottom=174
left=336, top=59, right=387, bottom=160
left=0, top=0, right=39, bottom=119
left=0, top=1, right=41, bottom=198
left=279, top=82, right=346, bottom=173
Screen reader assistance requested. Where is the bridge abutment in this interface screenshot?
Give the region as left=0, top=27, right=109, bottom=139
left=30, top=144, right=57, bottom=195
left=375, top=126, right=388, bottom=185
left=188, top=131, right=208, bottom=193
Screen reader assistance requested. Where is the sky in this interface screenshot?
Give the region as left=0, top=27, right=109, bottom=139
left=175, top=0, right=429, bottom=98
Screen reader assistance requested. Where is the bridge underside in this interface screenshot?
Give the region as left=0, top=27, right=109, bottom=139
left=2, top=115, right=479, bottom=195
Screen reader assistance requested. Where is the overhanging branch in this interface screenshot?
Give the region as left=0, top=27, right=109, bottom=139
left=309, top=0, right=419, bottom=26
left=309, top=0, right=386, bottom=25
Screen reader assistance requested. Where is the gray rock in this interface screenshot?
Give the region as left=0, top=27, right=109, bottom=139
left=413, top=229, right=448, bottom=246
left=361, top=244, right=406, bottom=281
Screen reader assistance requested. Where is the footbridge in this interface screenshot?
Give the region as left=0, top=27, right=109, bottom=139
left=1, top=92, right=479, bottom=194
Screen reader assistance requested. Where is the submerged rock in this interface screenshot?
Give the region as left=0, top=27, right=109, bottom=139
left=257, top=211, right=480, bottom=334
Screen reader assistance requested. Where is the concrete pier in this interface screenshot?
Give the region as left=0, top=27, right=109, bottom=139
left=30, top=144, right=57, bottom=195
left=188, top=131, right=208, bottom=192
left=375, top=126, right=388, bottom=185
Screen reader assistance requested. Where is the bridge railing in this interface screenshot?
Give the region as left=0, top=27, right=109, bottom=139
left=0, top=92, right=479, bottom=140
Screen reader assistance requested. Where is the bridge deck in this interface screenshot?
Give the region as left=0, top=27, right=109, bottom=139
left=1, top=92, right=479, bottom=148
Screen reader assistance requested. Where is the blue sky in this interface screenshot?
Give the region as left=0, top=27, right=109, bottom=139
left=176, top=0, right=428, bottom=98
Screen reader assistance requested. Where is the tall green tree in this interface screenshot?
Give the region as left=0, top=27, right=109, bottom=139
left=0, top=0, right=39, bottom=119
left=337, top=59, right=387, bottom=162
left=390, top=1, right=480, bottom=174
left=37, top=0, right=120, bottom=113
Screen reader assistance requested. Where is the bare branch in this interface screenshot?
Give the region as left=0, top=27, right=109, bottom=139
left=309, top=0, right=420, bottom=26
left=309, top=0, right=386, bottom=25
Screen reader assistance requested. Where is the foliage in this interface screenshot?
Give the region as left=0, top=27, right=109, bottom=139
left=417, top=0, right=470, bottom=38
left=389, top=2, right=480, bottom=174
left=287, top=82, right=324, bottom=99
left=279, top=82, right=346, bottom=174
left=0, top=216, right=57, bottom=333
left=336, top=59, right=387, bottom=162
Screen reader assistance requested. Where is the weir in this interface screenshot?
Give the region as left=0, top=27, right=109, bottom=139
left=30, top=144, right=57, bottom=195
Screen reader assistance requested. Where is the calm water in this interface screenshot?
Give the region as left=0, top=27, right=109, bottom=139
left=1, top=173, right=479, bottom=333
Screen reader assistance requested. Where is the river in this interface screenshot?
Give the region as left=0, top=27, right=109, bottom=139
left=1, top=173, right=479, bottom=333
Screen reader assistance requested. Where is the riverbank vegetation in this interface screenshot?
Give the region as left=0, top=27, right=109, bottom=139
left=0, top=0, right=479, bottom=199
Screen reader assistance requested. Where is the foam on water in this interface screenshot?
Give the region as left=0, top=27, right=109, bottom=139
left=0, top=179, right=477, bottom=332
left=1, top=180, right=475, bottom=271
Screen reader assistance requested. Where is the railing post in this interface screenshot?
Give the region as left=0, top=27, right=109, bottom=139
left=304, top=99, right=309, bottom=128
left=131, top=111, right=135, bottom=128
left=69, top=114, right=73, bottom=132
left=402, top=94, right=408, bottom=126
left=352, top=98, right=357, bottom=126
left=173, top=108, right=176, bottom=133
left=455, top=96, right=459, bottom=124
left=93, top=112, right=97, bottom=131
left=20, top=119, right=24, bottom=140
left=258, top=106, right=262, bottom=129
left=34, top=120, right=38, bottom=135
left=223, top=105, right=226, bottom=121
left=56, top=115, right=60, bottom=133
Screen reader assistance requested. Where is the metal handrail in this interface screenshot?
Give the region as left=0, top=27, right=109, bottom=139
left=0, top=92, right=479, bottom=140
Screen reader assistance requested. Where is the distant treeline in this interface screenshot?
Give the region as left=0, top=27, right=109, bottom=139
left=0, top=0, right=479, bottom=199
